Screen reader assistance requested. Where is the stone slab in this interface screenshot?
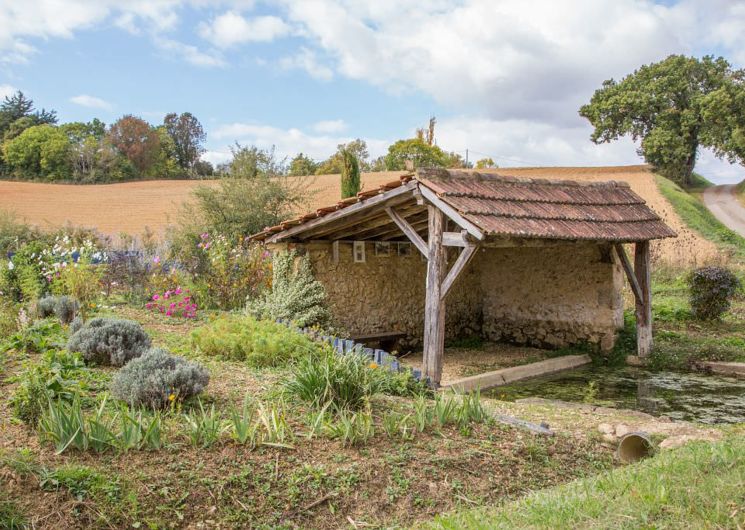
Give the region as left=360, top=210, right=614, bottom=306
left=443, top=354, right=592, bottom=393
left=699, top=361, right=745, bottom=378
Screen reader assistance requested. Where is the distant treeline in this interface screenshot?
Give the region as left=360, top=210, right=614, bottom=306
left=0, top=94, right=496, bottom=183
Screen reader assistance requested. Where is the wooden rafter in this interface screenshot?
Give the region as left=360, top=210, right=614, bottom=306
left=386, top=207, right=428, bottom=256
left=418, top=185, right=485, bottom=241
left=440, top=244, right=478, bottom=300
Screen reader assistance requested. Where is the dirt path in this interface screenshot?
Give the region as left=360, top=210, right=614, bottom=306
left=703, top=184, right=745, bottom=237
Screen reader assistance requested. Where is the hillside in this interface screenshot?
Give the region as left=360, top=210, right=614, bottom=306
left=0, top=167, right=719, bottom=267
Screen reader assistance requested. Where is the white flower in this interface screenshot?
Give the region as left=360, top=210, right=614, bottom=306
left=7, top=260, right=14, bottom=270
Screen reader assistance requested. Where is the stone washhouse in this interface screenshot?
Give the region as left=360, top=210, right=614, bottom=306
left=251, top=169, right=676, bottom=387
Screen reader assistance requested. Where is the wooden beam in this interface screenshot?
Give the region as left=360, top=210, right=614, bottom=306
left=418, top=184, right=485, bottom=241
left=634, top=241, right=652, bottom=357
left=440, top=243, right=478, bottom=300
left=314, top=203, right=425, bottom=241
left=332, top=240, right=339, bottom=265
left=614, top=244, right=642, bottom=301
left=423, top=205, right=446, bottom=387
left=386, top=207, right=428, bottom=256
left=442, top=230, right=469, bottom=247
left=267, top=181, right=417, bottom=242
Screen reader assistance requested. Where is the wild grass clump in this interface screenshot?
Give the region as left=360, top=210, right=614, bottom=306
left=688, top=266, right=741, bottom=320
left=67, top=317, right=151, bottom=366
left=110, top=348, right=209, bottom=409
left=191, top=314, right=319, bottom=367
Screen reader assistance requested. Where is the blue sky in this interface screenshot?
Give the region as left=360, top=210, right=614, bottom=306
left=1, top=0, right=744, bottom=182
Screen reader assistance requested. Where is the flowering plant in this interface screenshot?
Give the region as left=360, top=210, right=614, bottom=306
left=146, top=287, right=198, bottom=319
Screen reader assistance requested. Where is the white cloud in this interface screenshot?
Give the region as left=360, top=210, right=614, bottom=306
left=69, top=94, right=113, bottom=111
left=211, top=121, right=387, bottom=160
left=279, top=47, right=333, bottom=80
left=312, top=119, right=346, bottom=134
left=198, top=11, right=290, bottom=48
left=0, top=84, right=18, bottom=100
left=202, top=149, right=233, bottom=166
left=154, top=37, right=225, bottom=67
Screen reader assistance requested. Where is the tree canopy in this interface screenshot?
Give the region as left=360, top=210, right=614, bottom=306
left=580, top=55, right=745, bottom=186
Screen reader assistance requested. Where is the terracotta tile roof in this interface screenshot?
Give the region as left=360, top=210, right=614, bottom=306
left=420, top=169, right=676, bottom=241
left=250, top=169, right=676, bottom=243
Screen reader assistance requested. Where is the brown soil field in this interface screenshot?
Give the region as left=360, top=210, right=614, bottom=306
left=0, top=166, right=719, bottom=267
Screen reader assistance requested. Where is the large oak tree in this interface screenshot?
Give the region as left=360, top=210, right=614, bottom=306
left=580, top=55, right=745, bottom=186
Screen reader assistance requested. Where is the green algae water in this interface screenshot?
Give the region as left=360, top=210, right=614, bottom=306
left=487, top=366, right=745, bottom=424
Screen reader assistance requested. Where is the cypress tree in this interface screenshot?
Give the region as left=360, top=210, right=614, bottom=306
left=340, top=148, right=361, bottom=199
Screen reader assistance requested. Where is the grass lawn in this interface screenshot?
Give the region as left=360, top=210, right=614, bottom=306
left=656, top=174, right=745, bottom=261
left=423, top=429, right=745, bottom=529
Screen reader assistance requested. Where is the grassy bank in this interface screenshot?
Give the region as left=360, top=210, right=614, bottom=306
left=656, top=174, right=745, bottom=260
left=424, top=431, right=745, bottom=529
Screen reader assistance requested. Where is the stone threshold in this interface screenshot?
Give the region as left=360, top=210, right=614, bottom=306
left=443, top=354, right=592, bottom=393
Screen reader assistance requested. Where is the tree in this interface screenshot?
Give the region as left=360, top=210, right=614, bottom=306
left=190, top=144, right=307, bottom=238
left=3, top=125, right=71, bottom=180
left=289, top=152, right=318, bottom=176
left=107, top=115, right=161, bottom=175
left=580, top=55, right=745, bottom=186
left=340, top=147, right=360, bottom=198
left=0, top=91, right=57, bottom=145
left=383, top=138, right=452, bottom=170
left=475, top=157, right=498, bottom=169
left=316, top=139, right=370, bottom=174
left=163, top=112, right=206, bottom=175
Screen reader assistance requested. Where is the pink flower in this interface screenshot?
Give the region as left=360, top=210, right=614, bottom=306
left=169, top=302, right=176, bottom=309
left=174, top=287, right=182, bottom=295
left=152, top=294, right=160, bottom=301
left=153, top=256, right=161, bottom=264
left=145, top=303, right=153, bottom=309
left=165, top=310, right=172, bottom=316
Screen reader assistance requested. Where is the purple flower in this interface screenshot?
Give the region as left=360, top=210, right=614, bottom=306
left=153, top=256, right=161, bottom=264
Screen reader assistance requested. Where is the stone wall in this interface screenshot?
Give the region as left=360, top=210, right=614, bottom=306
left=477, top=243, right=625, bottom=351
left=269, top=240, right=624, bottom=351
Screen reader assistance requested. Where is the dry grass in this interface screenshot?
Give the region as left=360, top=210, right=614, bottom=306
left=0, top=166, right=719, bottom=267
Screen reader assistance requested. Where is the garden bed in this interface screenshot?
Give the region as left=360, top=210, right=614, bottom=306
left=0, top=306, right=619, bottom=529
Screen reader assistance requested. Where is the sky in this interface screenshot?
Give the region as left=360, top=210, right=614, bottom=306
left=1, top=0, right=745, bottom=183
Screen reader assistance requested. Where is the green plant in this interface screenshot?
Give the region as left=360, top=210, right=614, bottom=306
left=323, top=409, right=374, bottom=447
left=110, top=348, right=209, bottom=409
left=39, top=395, right=89, bottom=453
left=10, top=350, right=89, bottom=426
left=184, top=400, right=227, bottom=448
left=382, top=411, right=413, bottom=440
left=582, top=381, right=599, bottom=403
left=256, top=400, right=293, bottom=447
left=340, top=147, right=361, bottom=199
left=0, top=498, right=27, bottom=529
left=229, top=396, right=260, bottom=447
left=433, top=393, right=459, bottom=427
left=283, top=350, right=386, bottom=411
left=67, top=317, right=151, bottom=366
left=38, top=465, right=119, bottom=502
left=115, top=405, right=163, bottom=451
left=191, top=314, right=319, bottom=367
left=413, top=395, right=434, bottom=432
left=456, top=389, right=487, bottom=427
left=247, top=250, right=332, bottom=329
left=4, top=318, right=66, bottom=354
left=688, top=266, right=741, bottom=320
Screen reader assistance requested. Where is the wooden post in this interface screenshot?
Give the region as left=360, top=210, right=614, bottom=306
left=423, top=206, right=446, bottom=387
left=634, top=241, right=652, bottom=357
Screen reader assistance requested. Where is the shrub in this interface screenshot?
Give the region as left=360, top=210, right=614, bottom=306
left=4, top=319, right=66, bottom=354
left=191, top=234, right=271, bottom=310
left=688, top=267, right=741, bottom=320
left=110, top=348, right=209, bottom=409
left=146, top=287, right=197, bottom=319
left=191, top=314, right=319, bottom=367
left=67, top=318, right=151, bottom=366
left=51, top=263, right=103, bottom=315
left=248, top=250, right=332, bottom=329
left=36, top=295, right=79, bottom=324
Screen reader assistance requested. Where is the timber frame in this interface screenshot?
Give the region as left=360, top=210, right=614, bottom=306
left=254, top=171, right=675, bottom=387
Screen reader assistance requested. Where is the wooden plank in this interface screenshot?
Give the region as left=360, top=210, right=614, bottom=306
left=423, top=205, right=446, bottom=387
left=418, top=184, right=485, bottom=241
left=442, top=230, right=469, bottom=247
left=614, top=243, right=642, bottom=301
left=318, top=203, right=425, bottom=241
left=634, top=241, right=652, bottom=357
left=386, top=206, right=428, bottom=256
left=440, top=243, right=478, bottom=300
left=332, top=240, right=339, bottom=265
left=267, top=181, right=417, bottom=243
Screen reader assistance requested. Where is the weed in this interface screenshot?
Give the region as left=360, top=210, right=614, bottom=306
left=0, top=499, right=27, bottom=530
